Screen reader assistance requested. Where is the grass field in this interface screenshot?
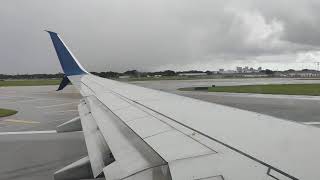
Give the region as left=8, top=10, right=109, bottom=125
left=0, top=108, right=17, bottom=117
left=0, top=79, right=60, bottom=87
left=180, top=84, right=320, bottom=96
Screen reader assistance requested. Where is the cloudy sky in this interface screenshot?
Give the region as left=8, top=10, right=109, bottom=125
left=1, top=0, right=320, bottom=74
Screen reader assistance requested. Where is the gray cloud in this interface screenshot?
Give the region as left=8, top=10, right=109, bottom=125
left=1, top=0, right=320, bottom=74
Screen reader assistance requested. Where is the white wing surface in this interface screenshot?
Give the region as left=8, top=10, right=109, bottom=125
left=47, top=31, right=320, bottom=180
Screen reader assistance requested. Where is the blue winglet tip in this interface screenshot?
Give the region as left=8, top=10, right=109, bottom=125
left=45, top=30, right=57, bottom=35
left=46, top=30, right=87, bottom=76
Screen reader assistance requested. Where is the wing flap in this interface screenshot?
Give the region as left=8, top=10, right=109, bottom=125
left=78, top=101, right=114, bottom=177
left=86, top=96, right=167, bottom=178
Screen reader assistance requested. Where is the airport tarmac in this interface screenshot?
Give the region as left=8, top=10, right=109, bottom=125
left=1, top=78, right=320, bottom=180
left=133, top=78, right=320, bottom=124
left=0, top=86, right=86, bottom=180
left=0, top=86, right=81, bottom=132
left=131, top=77, right=320, bottom=92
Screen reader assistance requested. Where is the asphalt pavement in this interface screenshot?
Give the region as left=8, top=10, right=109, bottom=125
left=0, top=86, right=86, bottom=180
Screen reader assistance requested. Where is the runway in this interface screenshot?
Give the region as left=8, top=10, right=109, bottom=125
left=1, top=78, right=320, bottom=179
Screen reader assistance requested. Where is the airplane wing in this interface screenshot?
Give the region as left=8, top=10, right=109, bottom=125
left=47, top=31, right=320, bottom=180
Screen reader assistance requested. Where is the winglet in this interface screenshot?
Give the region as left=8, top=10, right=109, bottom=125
left=46, top=31, right=88, bottom=76
left=57, top=75, right=71, bottom=91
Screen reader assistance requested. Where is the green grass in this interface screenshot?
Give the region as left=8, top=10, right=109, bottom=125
left=296, top=78, right=320, bottom=80
left=0, top=79, right=60, bottom=87
left=207, top=84, right=320, bottom=96
left=0, top=108, right=17, bottom=117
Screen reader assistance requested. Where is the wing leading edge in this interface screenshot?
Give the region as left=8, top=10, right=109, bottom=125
left=47, top=31, right=320, bottom=180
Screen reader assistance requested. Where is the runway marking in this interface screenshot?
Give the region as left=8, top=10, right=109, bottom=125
left=3, top=119, right=40, bottom=124
left=303, top=122, right=320, bottom=125
left=0, top=95, right=32, bottom=99
left=0, top=130, right=56, bottom=135
left=47, top=117, right=77, bottom=123
left=36, top=102, right=78, bottom=109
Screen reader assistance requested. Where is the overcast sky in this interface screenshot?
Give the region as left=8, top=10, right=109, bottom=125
left=1, top=0, right=320, bottom=74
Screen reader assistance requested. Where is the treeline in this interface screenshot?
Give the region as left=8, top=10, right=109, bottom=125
left=91, top=70, right=211, bottom=78
left=1, top=70, right=202, bottom=79
left=91, top=70, right=177, bottom=78
left=0, top=69, right=282, bottom=80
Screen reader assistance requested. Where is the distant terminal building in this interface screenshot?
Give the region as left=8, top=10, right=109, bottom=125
left=283, top=70, right=320, bottom=78
left=236, top=67, right=243, bottom=73
left=235, top=66, right=262, bottom=73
